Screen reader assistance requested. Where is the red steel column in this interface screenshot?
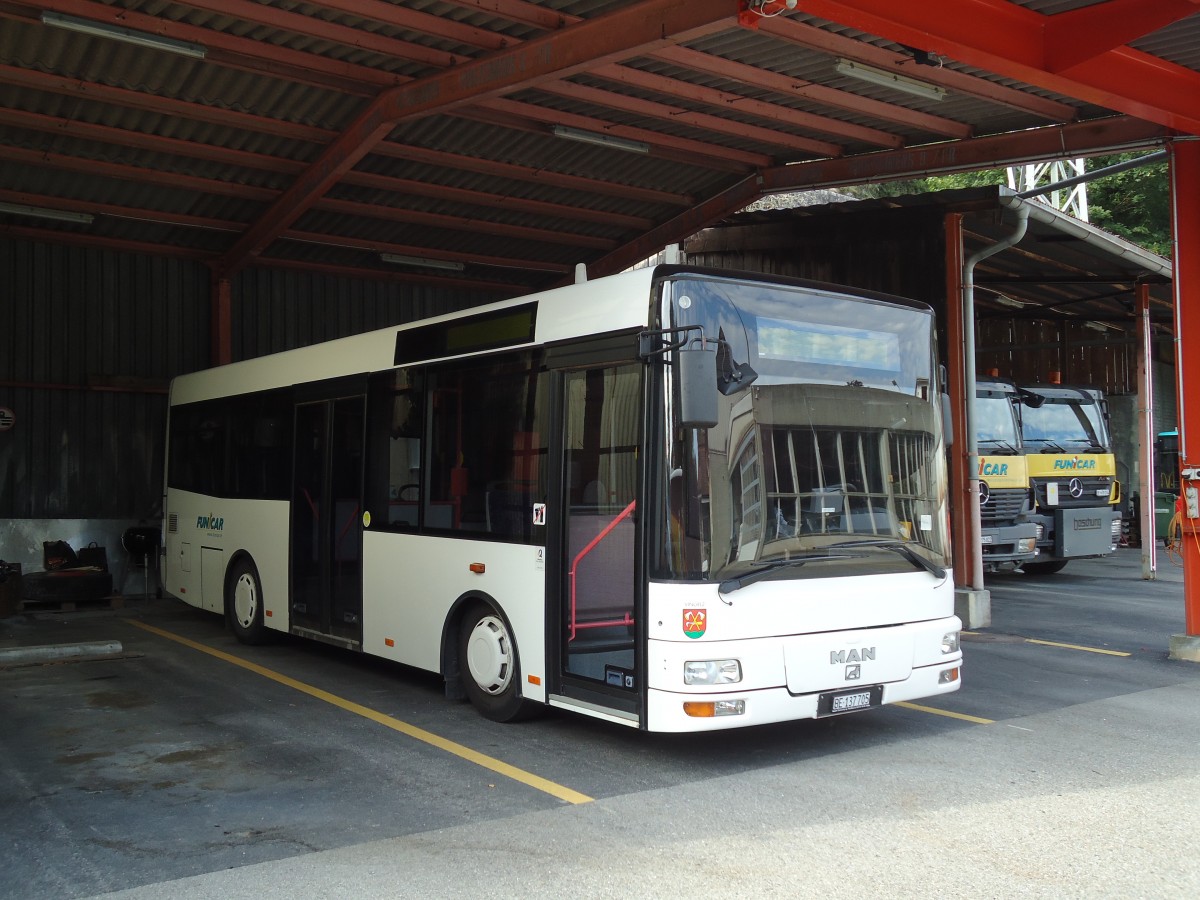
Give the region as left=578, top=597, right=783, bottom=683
left=1171, top=140, right=1200, bottom=636
left=944, top=212, right=975, bottom=586
left=211, top=275, right=232, bottom=367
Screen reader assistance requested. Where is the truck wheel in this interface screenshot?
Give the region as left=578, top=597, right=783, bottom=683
left=1021, top=560, right=1068, bottom=576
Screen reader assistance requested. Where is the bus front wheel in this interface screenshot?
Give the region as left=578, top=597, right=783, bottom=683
left=459, top=603, right=529, bottom=722
left=227, top=558, right=268, bottom=645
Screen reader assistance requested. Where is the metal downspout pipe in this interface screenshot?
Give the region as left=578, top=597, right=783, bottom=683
left=963, top=199, right=1030, bottom=591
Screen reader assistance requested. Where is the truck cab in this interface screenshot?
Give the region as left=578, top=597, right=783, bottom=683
left=975, top=378, right=1038, bottom=571
left=1017, top=384, right=1121, bottom=574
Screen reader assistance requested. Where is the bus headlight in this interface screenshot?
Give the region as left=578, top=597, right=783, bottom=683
left=941, top=631, right=960, bottom=654
left=683, top=659, right=742, bottom=685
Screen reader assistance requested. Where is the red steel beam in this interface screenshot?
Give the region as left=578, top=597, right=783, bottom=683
left=285, top=229, right=571, bottom=275
left=794, top=0, right=1200, bottom=135
left=216, top=0, right=740, bottom=274
left=0, top=145, right=621, bottom=252
left=589, top=63, right=903, bottom=148
left=336, top=170, right=658, bottom=231
left=146, top=0, right=475, bottom=69
left=759, top=116, right=1173, bottom=192
left=1042, top=0, right=1200, bottom=74
left=26, top=0, right=394, bottom=95
left=370, top=143, right=694, bottom=207
left=943, top=212, right=975, bottom=587
left=257, top=257, right=530, bottom=296
left=456, top=104, right=758, bottom=173
left=587, top=175, right=764, bottom=279
left=653, top=46, right=972, bottom=139
left=1170, top=139, right=1200, bottom=637
left=311, top=197, right=617, bottom=250
left=0, top=64, right=336, bottom=143
left=538, top=80, right=843, bottom=158
left=757, top=15, right=1075, bottom=122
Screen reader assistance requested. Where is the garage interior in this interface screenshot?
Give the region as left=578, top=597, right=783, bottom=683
left=2, top=1, right=1200, bottom=651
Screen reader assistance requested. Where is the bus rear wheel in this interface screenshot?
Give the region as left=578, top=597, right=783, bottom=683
left=227, top=558, right=268, bottom=645
left=459, top=603, right=530, bottom=722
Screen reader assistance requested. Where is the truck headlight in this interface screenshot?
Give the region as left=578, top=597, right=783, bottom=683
left=942, top=631, right=960, bottom=654
left=683, top=659, right=742, bottom=685
left=1017, top=537, right=1036, bottom=553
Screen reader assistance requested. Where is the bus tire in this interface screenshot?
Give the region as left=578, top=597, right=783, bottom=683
left=459, top=602, right=530, bottom=723
left=227, top=558, right=268, bottom=645
left=1021, top=559, right=1068, bottom=576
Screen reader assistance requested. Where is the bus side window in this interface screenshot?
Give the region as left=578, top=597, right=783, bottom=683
left=425, top=354, right=546, bottom=541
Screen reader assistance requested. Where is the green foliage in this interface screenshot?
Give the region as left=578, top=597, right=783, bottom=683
left=1085, top=154, right=1171, bottom=258
left=838, top=155, right=1170, bottom=258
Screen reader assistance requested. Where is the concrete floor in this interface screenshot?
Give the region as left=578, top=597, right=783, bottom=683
left=2, top=548, right=1198, bottom=899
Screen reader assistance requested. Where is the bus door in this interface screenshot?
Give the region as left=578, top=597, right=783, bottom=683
left=552, top=363, right=642, bottom=721
left=291, top=384, right=366, bottom=646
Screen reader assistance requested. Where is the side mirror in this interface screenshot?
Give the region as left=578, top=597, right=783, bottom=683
left=678, top=346, right=719, bottom=429
left=941, top=392, right=954, bottom=447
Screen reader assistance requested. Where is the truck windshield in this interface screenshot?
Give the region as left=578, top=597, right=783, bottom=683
left=654, top=275, right=950, bottom=583
left=976, top=390, right=1021, bottom=452
left=1021, top=395, right=1109, bottom=450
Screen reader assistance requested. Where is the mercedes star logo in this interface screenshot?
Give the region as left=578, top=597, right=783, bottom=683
left=1069, top=477, right=1085, bottom=498
left=978, top=481, right=990, bottom=505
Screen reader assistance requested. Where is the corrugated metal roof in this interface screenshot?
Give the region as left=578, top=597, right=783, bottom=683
left=0, top=1, right=1195, bottom=295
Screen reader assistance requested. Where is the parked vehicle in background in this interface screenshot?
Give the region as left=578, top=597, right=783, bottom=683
left=1017, top=384, right=1121, bottom=574
left=1154, top=430, right=1180, bottom=543
left=975, top=377, right=1038, bottom=571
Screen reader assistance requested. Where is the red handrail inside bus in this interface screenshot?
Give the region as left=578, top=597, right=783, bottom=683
left=568, top=499, right=636, bottom=641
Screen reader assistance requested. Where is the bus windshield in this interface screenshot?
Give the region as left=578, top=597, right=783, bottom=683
left=656, top=275, right=950, bottom=583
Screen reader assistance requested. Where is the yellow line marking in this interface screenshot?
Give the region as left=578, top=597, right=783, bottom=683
left=894, top=701, right=995, bottom=724
left=126, top=619, right=593, bottom=805
left=1024, top=638, right=1130, bottom=657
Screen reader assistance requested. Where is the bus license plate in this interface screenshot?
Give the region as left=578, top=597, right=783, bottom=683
left=818, top=685, right=882, bottom=716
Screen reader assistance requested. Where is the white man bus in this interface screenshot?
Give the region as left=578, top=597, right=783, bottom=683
left=163, top=266, right=962, bottom=732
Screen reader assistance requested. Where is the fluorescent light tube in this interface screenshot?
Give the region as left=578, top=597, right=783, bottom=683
left=834, top=59, right=946, bottom=102
left=41, top=12, right=207, bottom=59
left=379, top=253, right=466, bottom=272
left=552, top=126, right=650, bottom=154
left=0, top=201, right=94, bottom=225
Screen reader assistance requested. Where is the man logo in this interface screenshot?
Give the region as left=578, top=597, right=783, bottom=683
left=845, top=664, right=862, bottom=680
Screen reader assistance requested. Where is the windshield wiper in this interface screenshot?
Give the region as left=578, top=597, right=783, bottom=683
left=718, top=553, right=854, bottom=594
left=1030, top=438, right=1066, bottom=452
left=827, top=539, right=946, bottom=579
left=978, top=438, right=1019, bottom=454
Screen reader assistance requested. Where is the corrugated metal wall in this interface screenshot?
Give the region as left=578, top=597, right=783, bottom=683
left=1, top=238, right=496, bottom=526
left=1, top=240, right=207, bottom=520
left=232, top=268, right=484, bottom=361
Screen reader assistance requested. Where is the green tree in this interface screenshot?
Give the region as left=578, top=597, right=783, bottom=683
left=1086, top=153, right=1171, bottom=257
left=839, top=155, right=1170, bottom=258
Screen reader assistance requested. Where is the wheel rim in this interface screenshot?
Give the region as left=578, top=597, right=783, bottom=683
left=233, top=571, right=258, bottom=628
left=465, top=615, right=514, bottom=696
